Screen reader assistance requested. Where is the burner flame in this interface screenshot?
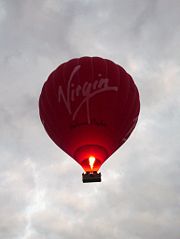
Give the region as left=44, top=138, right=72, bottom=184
left=89, top=156, right=96, bottom=170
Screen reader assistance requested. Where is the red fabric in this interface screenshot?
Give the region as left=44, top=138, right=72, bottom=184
left=39, top=57, right=140, bottom=172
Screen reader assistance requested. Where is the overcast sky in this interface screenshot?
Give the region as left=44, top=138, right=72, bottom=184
left=0, top=0, right=180, bottom=238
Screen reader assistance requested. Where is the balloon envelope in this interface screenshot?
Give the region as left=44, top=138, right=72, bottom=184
left=39, top=56, right=140, bottom=172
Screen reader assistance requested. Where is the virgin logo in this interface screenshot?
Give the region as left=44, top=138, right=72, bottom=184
left=58, top=65, right=118, bottom=124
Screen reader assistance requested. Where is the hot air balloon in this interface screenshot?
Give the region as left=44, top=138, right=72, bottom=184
left=39, top=56, right=140, bottom=183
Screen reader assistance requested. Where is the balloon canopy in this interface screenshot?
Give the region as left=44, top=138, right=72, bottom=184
left=39, top=56, right=140, bottom=176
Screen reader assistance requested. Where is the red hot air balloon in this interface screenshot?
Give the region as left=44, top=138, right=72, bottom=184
left=39, top=56, right=140, bottom=183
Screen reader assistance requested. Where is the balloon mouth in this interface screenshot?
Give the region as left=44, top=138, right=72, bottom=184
left=74, top=145, right=108, bottom=172
left=81, top=156, right=101, bottom=172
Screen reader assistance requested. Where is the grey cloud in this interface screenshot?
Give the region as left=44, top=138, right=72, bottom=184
left=0, top=0, right=180, bottom=238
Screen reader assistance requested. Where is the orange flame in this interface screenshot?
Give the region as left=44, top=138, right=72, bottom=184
left=89, top=156, right=96, bottom=170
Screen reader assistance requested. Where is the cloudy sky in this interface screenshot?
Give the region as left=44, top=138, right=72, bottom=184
left=0, top=0, right=180, bottom=238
